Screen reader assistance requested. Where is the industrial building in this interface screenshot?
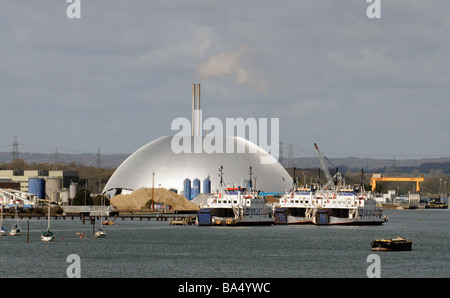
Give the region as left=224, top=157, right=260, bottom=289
left=0, top=170, right=79, bottom=203
left=102, top=135, right=293, bottom=198
left=103, top=84, right=293, bottom=199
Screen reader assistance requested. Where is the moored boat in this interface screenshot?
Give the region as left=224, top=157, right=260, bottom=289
left=198, top=166, right=274, bottom=226
left=276, top=187, right=386, bottom=225
left=0, top=201, right=7, bottom=236
left=94, top=228, right=107, bottom=238
left=275, top=144, right=387, bottom=225
left=41, top=230, right=55, bottom=242
left=9, top=224, right=21, bottom=236
left=10, top=201, right=22, bottom=236
left=41, top=203, right=54, bottom=242
left=371, top=237, right=412, bottom=251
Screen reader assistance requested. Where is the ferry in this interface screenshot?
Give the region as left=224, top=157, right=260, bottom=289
left=198, top=187, right=274, bottom=226
left=275, top=143, right=387, bottom=225
left=197, top=166, right=274, bottom=226
left=275, top=185, right=386, bottom=225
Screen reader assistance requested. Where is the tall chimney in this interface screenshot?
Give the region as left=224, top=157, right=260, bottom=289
left=191, top=83, right=201, bottom=136
left=196, top=83, right=200, bottom=137
left=192, top=84, right=196, bottom=136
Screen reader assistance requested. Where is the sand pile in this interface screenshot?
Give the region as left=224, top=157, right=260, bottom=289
left=111, top=188, right=199, bottom=211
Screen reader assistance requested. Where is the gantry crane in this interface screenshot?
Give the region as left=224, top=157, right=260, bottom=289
left=370, top=174, right=425, bottom=192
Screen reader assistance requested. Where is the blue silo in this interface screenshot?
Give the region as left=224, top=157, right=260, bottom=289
left=28, top=178, right=46, bottom=200
left=192, top=178, right=200, bottom=199
left=203, top=178, right=211, bottom=194
left=183, top=178, right=191, bottom=200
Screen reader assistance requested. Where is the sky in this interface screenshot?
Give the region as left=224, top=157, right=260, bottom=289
left=1, top=0, right=449, bottom=160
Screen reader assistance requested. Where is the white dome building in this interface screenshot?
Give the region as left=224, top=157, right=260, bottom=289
left=102, top=135, right=292, bottom=198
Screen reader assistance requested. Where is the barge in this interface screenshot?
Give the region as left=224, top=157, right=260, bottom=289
left=371, top=237, right=412, bottom=251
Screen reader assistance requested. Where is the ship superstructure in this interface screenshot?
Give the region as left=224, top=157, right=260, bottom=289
left=198, top=166, right=274, bottom=226
left=275, top=144, right=387, bottom=225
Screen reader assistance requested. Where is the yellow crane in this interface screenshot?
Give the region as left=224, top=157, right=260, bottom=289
left=370, top=174, right=425, bottom=192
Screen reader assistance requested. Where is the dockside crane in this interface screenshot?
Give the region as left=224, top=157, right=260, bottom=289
left=314, top=143, right=344, bottom=192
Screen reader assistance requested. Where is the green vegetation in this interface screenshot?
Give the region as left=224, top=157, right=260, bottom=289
left=2, top=158, right=449, bottom=199
left=0, top=159, right=115, bottom=195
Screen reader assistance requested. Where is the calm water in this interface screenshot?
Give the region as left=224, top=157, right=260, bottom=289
left=0, top=209, right=448, bottom=278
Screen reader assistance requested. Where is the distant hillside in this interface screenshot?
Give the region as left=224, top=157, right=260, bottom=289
left=0, top=152, right=130, bottom=169
left=284, top=156, right=450, bottom=174
left=2, top=151, right=450, bottom=175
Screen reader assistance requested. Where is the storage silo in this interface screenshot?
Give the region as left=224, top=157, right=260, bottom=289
left=192, top=178, right=200, bottom=199
left=69, top=182, right=78, bottom=199
left=46, top=177, right=62, bottom=203
left=202, top=178, right=211, bottom=194
left=183, top=178, right=191, bottom=200
left=60, top=189, right=70, bottom=204
left=28, top=178, right=45, bottom=200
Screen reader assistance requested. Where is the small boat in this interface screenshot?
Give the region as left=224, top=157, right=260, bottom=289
left=0, top=202, right=7, bottom=236
left=94, top=196, right=107, bottom=238
left=102, top=219, right=115, bottom=226
left=10, top=202, right=22, bottom=236
left=371, top=237, right=412, bottom=251
left=41, top=203, right=55, bottom=242
left=9, top=225, right=21, bottom=236
left=94, top=228, right=106, bottom=238
left=41, top=230, right=55, bottom=242
left=425, top=198, right=448, bottom=209
left=0, top=226, right=7, bottom=237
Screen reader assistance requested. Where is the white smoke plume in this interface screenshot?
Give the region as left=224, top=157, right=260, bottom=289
left=196, top=45, right=267, bottom=93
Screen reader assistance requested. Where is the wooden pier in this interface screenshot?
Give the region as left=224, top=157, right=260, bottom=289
left=0, top=212, right=198, bottom=224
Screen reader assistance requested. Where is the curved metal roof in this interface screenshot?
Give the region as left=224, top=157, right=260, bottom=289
left=103, top=136, right=292, bottom=197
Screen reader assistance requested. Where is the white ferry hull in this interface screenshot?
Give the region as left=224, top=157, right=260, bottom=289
left=276, top=191, right=387, bottom=226
left=286, top=215, right=312, bottom=224
left=278, top=212, right=384, bottom=225
left=316, top=216, right=385, bottom=225
left=210, top=216, right=274, bottom=226
left=199, top=192, right=274, bottom=226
